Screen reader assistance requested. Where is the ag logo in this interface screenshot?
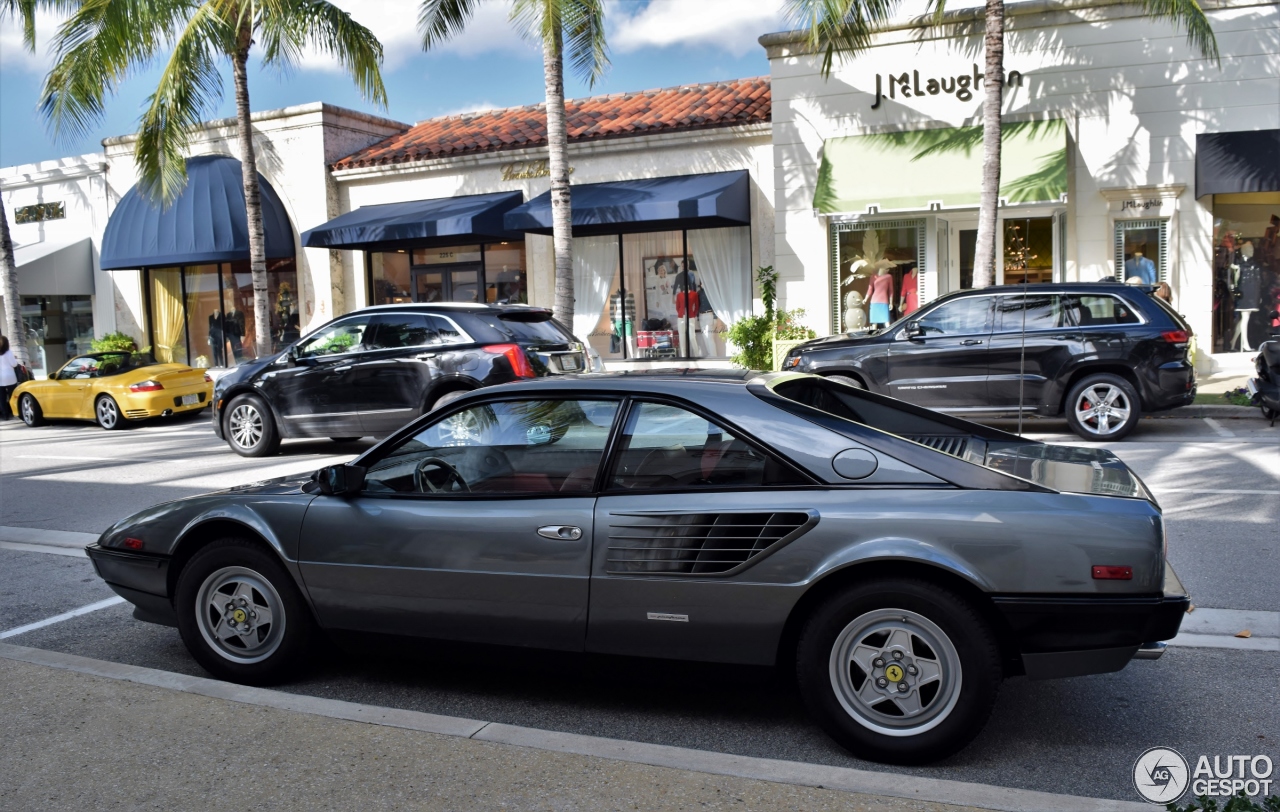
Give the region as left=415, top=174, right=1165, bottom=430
left=1134, top=747, right=1189, bottom=804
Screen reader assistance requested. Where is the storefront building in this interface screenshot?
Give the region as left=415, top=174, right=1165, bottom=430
left=761, top=0, right=1279, bottom=372
left=0, top=154, right=110, bottom=378
left=307, top=77, right=773, bottom=365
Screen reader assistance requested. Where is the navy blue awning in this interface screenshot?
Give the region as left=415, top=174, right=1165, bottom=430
left=301, top=191, right=524, bottom=250
left=100, top=155, right=295, bottom=270
left=1196, top=130, right=1280, bottom=198
left=504, top=170, right=751, bottom=236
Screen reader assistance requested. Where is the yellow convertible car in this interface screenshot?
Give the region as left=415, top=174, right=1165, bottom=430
left=11, top=351, right=212, bottom=430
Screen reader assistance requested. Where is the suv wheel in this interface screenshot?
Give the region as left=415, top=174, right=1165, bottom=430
left=224, top=394, right=281, bottom=457
left=1065, top=373, right=1141, bottom=440
left=796, top=579, right=1002, bottom=764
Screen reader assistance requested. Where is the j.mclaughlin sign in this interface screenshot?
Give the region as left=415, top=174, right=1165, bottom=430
left=870, top=64, right=1024, bottom=109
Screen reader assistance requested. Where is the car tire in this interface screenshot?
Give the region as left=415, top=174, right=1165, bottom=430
left=826, top=374, right=866, bottom=390
left=795, top=578, right=1002, bottom=765
left=1065, top=373, right=1141, bottom=441
left=429, top=389, right=470, bottom=412
left=175, top=537, right=316, bottom=685
left=224, top=394, right=281, bottom=457
left=95, top=395, right=126, bottom=430
left=19, top=393, right=45, bottom=427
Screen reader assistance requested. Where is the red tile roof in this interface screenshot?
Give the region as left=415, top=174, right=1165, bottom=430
left=333, top=76, right=770, bottom=171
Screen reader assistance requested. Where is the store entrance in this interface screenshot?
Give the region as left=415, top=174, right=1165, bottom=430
left=411, top=264, right=482, bottom=304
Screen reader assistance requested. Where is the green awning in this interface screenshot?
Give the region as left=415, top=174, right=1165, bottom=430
left=814, top=120, right=1067, bottom=214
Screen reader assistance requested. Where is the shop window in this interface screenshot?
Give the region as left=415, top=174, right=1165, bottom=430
left=149, top=269, right=187, bottom=365
left=185, top=264, right=225, bottom=368
left=1113, top=219, right=1167, bottom=285
left=1003, top=217, right=1054, bottom=284
left=370, top=244, right=522, bottom=307
left=831, top=220, right=925, bottom=333
left=18, top=295, right=94, bottom=379
left=1212, top=193, right=1280, bottom=353
left=484, top=242, right=527, bottom=304
left=370, top=251, right=412, bottom=305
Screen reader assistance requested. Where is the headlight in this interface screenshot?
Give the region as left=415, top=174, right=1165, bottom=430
left=783, top=355, right=803, bottom=370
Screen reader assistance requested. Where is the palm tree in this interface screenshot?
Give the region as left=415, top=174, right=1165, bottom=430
left=419, top=0, right=609, bottom=330
left=790, top=0, right=1218, bottom=289
left=40, top=0, right=388, bottom=359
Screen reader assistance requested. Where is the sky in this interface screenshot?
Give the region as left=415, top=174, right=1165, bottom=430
left=0, top=0, right=966, bottom=169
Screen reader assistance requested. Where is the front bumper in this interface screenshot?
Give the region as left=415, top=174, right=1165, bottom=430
left=995, top=561, right=1190, bottom=680
left=85, top=544, right=177, bottom=627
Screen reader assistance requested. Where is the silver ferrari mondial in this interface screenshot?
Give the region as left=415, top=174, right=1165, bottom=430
left=87, top=371, right=1188, bottom=763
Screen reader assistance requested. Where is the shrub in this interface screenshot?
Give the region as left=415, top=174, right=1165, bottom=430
left=1166, top=792, right=1280, bottom=812
left=90, top=332, right=138, bottom=353
left=726, top=267, right=818, bottom=370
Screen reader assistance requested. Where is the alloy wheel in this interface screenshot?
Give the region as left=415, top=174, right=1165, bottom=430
left=1074, top=384, right=1132, bottom=436
left=96, top=397, right=119, bottom=429
left=20, top=396, right=36, bottom=425
left=194, top=566, right=286, bottom=664
left=229, top=403, right=264, bottom=450
left=439, top=408, right=485, bottom=446
left=828, top=608, right=963, bottom=737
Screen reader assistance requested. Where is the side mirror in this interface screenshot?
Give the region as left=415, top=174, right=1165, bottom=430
left=905, top=321, right=925, bottom=339
left=314, top=464, right=367, bottom=496
left=286, top=345, right=300, bottom=366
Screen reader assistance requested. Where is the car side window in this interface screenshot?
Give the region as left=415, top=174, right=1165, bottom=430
left=368, top=314, right=465, bottom=350
left=993, top=295, right=1065, bottom=333
left=912, top=296, right=992, bottom=337
left=296, top=316, right=373, bottom=358
left=608, top=402, right=808, bottom=491
left=1065, top=295, right=1141, bottom=327
left=362, top=399, right=619, bottom=496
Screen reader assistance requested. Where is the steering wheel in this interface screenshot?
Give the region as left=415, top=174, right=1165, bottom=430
left=414, top=457, right=471, bottom=494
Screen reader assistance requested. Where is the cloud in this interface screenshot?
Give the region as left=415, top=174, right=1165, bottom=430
left=609, top=0, right=786, bottom=56
left=436, top=99, right=501, bottom=118
left=0, top=9, right=68, bottom=73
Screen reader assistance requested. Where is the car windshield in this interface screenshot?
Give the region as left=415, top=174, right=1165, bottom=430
left=57, top=352, right=151, bottom=379
left=480, top=313, right=574, bottom=344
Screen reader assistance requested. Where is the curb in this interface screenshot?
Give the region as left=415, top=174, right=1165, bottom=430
left=0, top=642, right=1150, bottom=812
left=1163, top=405, right=1262, bottom=418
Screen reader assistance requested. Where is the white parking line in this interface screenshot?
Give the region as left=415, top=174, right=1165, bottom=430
left=1155, top=489, right=1280, bottom=496
left=0, top=597, right=125, bottom=640
left=0, top=541, right=86, bottom=558
left=1203, top=417, right=1235, bottom=437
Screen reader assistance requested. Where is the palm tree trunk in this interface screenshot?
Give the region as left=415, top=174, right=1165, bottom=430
left=542, top=23, right=574, bottom=329
left=231, top=20, right=272, bottom=360
left=0, top=197, right=29, bottom=365
left=972, top=0, right=1005, bottom=289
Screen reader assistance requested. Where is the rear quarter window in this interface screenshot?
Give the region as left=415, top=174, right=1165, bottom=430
left=479, top=314, right=575, bottom=344
left=1065, top=295, right=1141, bottom=326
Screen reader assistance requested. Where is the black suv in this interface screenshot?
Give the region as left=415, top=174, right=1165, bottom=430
left=212, top=303, right=587, bottom=456
left=782, top=283, right=1195, bottom=440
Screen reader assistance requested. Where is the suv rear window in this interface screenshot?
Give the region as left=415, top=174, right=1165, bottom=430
left=1145, top=293, right=1192, bottom=331
left=1064, top=295, right=1141, bottom=326
left=479, top=313, right=575, bottom=344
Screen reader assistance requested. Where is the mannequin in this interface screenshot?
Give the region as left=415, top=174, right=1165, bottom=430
left=1124, top=247, right=1156, bottom=285
left=610, top=290, right=637, bottom=357
left=843, top=290, right=868, bottom=331
left=225, top=300, right=245, bottom=363
left=1235, top=240, right=1261, bottom=351
left=867, top=263, right=894, bottom=327
left=696, top=282, right=715, bottom=357
left=899, top=264, right=919, bottom=317
left=672, top=263, right=699, bottom=358
left=208, top=310, right=225, bottom=367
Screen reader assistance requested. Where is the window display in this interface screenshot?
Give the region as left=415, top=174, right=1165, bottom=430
left=369, top=243, right=526, bottom=307
left=1003, top=217, right=1053, bottom=284
left=18, top=295, right=94, bottom=379
left=1113, top=219, right=1166, bottom=285
left=833, top=221, right=924, bottom=332
left=1213, top=193, right=1280, bottom=352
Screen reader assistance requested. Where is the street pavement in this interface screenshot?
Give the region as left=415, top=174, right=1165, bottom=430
left=0, top=409, right=1276, bottom=807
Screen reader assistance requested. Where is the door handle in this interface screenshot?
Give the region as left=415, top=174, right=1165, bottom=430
left=960, top=339, right=984, bottom=346
left=332, top=366, right=352, bottom=372
left=537, top=525, right=583, bottom=541
left=415, top=353, right=437, bottom=360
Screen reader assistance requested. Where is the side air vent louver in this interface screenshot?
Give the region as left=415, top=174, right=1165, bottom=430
left=904, top=435, right=970, bottom=458
left=606, top=511, right=816, bottom=576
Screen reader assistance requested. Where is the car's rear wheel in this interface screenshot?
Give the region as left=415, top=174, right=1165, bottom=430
left=826, top=374, right=866, bottom=390
left=19, top=393, right=45, bottom=427
left=224, top=394, right=280, bottom=456
left=429, top=389, right=470, bottom=412
left=796, top=578, right=1001, bottom=764
left=175, top=538, right=315, bottom=684
left=95, top=395, right=125, bottom=430
left=1065, top=373, right=1141, bottom=440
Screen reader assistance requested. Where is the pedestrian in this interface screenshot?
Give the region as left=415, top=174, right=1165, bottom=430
left=1155, top=281, right=1173, bottom=303
left=0, top=334, right=19, bottom=421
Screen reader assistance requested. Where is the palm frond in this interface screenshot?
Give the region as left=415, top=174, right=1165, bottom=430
left=562, top=0, right=608, bottom=87
left=40, top=0, right=198, bottom=142
left=1137, top=0, right=1219, bottom=64
left=785, top=0, right=899, bottom=78
left=509, top=0, right=555, bottom=53
left=418, top=0, right=479, bottom=50
left=258, top=0, right=388, bottom=106
left=134, top=2, right=228, bottom=205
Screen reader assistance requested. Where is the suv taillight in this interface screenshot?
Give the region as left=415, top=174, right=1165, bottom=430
left=1160, top=330, right=1189, bottom=344
left=483, top=344, right=537, bottom=379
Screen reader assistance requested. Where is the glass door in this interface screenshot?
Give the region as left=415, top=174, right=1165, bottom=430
left=412, top=270, right=445, bottom=303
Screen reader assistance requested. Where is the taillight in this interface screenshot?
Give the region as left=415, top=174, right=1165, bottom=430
left=1160, top=330, right=1189, bottom=344
left=483, top=344, right=537, bottom=379
left=129, top=380, right=164, bottom=392
left=1091, top=565, right=1133, bottom=580
left=204, top=373, right=213, bottom=383
left=122, top=537, right=144, bottom=551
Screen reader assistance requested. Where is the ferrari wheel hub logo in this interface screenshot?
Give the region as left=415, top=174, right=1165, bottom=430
left=884, top=664, right=904, bottom=683
left=232, top=608, right=247, bottom=624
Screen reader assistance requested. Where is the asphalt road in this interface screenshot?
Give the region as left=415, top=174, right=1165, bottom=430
left=0, top=409, right=1277, bottom=803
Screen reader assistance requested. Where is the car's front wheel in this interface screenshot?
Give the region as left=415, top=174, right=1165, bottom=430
left=826, top=374, right=866, bottom=390
left=19, top=393, right=45, bottom=427
left=175, top=538, right=316, bottom=684
left=95, top=395, right=126, bottom=430
left=224, top=394, right=280, bottom=456
left=1065, top=373, right=1141, bottom=440
left=796, top=578, right=1002, bottom=764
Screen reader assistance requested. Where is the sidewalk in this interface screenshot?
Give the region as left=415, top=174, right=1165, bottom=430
left=0, top=645, right=1149, bottom=812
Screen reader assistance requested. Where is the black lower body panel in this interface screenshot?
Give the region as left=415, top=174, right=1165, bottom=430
left=86, top=544, right=176, bottom=627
